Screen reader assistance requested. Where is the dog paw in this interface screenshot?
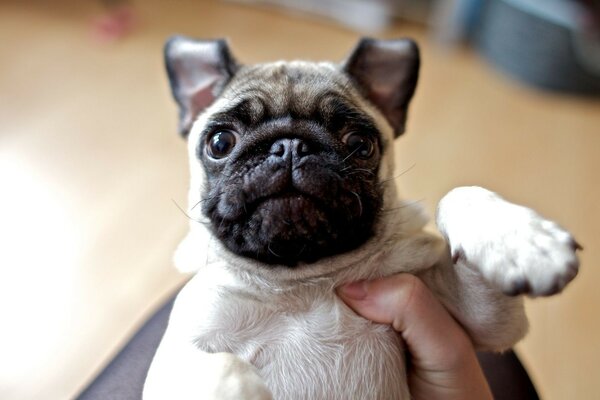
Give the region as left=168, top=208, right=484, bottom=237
left=438, top=187, right=581, bottom=297
left=205, top=353, right=273, bottom=400
left=144, top=351, right=272, bottom=400
left=464, top=216, right=580, bottom=297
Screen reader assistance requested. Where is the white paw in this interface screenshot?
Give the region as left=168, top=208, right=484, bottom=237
left=144, top=351, right=272, bottom=400
left=202, top=353, right=273, bottom=400
left=437, top=187, right=581, bottom=297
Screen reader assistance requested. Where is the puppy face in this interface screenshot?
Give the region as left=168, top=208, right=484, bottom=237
left=165, top=38, right=420, bottom=268
left=200, top=64, right=385, bottom=265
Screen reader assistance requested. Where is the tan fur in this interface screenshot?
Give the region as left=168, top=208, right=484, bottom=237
left=144, top=61, right=579, bottom=400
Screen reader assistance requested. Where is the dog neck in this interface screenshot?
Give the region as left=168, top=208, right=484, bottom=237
left=174, top=189, right=434, bottom=292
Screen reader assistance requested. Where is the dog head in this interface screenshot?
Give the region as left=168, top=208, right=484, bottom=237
left=165, top=37, right=422, bottom=274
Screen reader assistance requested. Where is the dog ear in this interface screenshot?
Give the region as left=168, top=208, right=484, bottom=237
left=343, top=38, right=420, bottom=137
left=164, top=36, right=238, bottom=137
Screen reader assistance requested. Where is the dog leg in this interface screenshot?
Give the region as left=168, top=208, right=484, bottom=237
left=418, top=256, right=529, bottom=351
left=418, top=186, right=580, bottom=350
left=437, top=186, right=580, bottom=296
left=143, top=341, right=272, bottom=400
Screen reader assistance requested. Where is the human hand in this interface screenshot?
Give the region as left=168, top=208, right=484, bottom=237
left=337, top=274, right=493, bottom=400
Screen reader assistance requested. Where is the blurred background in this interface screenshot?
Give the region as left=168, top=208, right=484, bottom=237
left=0, top=0, right=599, bottom=398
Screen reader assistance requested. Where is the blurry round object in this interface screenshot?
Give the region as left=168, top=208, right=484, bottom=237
left=475, top=0, right=600, bottom=95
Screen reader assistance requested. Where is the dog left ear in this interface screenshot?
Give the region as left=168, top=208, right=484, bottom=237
left=343, top=38, right=420, bottom=137
left=164, top=36, right=239, bottom=137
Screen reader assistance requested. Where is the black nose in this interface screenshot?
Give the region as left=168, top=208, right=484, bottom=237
left=269, top=138, right=312, bottom=160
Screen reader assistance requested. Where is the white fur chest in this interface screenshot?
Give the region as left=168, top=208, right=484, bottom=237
left=176, top=265, right=410, bottom=400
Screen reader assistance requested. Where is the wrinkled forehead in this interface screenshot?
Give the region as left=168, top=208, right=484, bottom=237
left=215, top=61, right=371, bottom=129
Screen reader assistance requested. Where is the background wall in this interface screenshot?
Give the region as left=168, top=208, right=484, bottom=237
left=0, top=0, right=598, bottom=399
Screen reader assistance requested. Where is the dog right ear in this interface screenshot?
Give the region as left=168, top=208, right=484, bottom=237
left=343, top=38, right=420, bottom=138
left=164, top=36, right=238, bottom=137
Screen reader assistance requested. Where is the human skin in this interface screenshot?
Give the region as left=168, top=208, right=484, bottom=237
left=337, top=274, right=494, bottom=400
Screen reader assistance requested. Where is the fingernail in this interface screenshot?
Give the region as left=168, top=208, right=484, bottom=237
left=338, top=281, right=368, bottom=300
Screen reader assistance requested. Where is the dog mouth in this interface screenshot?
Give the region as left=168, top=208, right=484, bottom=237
left=204, top=164, right=381, bottom=266
left=254, top=195, right=321, bottom=260
left=258, top=192, right=314, bottom=214
left=251, top=192, right=335, bottom=250
left=257, top=192, right=333, bottom=229
left=252, top=190, right=325, bottom=219
left=212, top=188, right=361, bottom=266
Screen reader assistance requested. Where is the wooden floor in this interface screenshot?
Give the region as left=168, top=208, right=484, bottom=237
left=0, top=1, right=598, bottom=399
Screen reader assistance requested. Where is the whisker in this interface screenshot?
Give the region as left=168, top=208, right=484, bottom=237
left=380, top=198, right=425, bottom=214
left=344, top=168, right=375, bottom=177
left=340, top=146, right=361, bottom=163
left=190, top=199, right=203, bottom=211
left=171, top=199, right=209, bottom=226
left=296, top=244, right=307, bottom=257
left=172, top=199, right=192, bottom=218
left=217, top=216, right=226, bottom=232
left=379, top=163, right=417, bottom=185
left=268, top=243, right=282, bottom=258
left=351, top=191, right=363, bottom=217
left=189, top=190, right=225, bottom=211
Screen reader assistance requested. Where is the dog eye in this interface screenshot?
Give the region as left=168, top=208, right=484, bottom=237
left=343, top=132, right=374, bottom=159
left=207, top=130, right=237, bottom=159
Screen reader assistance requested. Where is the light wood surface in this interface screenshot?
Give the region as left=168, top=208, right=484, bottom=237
left=0, top=1, right=598, bottom=399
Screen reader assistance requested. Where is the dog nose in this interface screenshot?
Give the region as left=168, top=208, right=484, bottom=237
left=269, top=138, right=312, bottom=159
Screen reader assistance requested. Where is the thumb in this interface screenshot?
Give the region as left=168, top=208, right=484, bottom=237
left=337, top=274, right=472, bottom=370
left=337, top=274, right=493, bottom=400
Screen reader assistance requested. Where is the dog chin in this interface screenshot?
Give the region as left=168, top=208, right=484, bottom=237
left=214, top=192, right=375, bottom=267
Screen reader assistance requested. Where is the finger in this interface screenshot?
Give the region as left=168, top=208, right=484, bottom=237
left=337, top=274, right=492, bottom=400
left=337, top=274, right=472, bottom=371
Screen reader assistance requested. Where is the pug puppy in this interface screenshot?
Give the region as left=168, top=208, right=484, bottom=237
left=143, top=37, right=580, bottom=400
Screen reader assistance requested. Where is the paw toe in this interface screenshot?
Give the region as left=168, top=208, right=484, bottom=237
left=504, top=278, right=531, bottom=296
left=451, top=247, right=465, bottom=264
